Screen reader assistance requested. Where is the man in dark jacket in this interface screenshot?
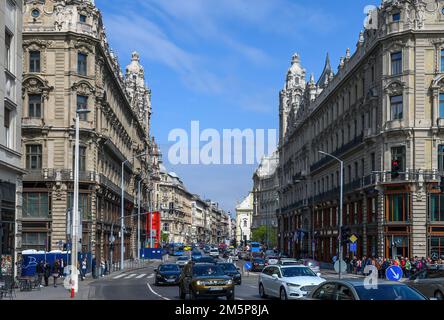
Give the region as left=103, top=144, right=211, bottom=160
left=36, top=261, right=45, bottom=287
left=43, top=262, right=51, bottom=286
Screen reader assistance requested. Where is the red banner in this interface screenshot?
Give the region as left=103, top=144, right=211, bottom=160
left=146, top=211, right=161, bottom=248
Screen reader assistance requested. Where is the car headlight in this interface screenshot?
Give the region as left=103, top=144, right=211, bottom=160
left=196, top=280, right=202, bottom=286
left=226, top=280, right=233, bottom=285
left=286, top=283, right=301, bottom=288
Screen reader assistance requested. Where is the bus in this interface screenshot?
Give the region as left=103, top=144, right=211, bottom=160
left=250, top=242, right=261, bottom=254
left=168, top=243, right=184, bottom=256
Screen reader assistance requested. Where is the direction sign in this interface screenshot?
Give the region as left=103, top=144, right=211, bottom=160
left=349, top=242, right=357, bottom=253
left=334, top=259, right=347, bottom=273
left=386, top=265, right=403, bottom=281
left=244, top=262, right=252, bottom=271
left=349, top=234, right=358, bottom=243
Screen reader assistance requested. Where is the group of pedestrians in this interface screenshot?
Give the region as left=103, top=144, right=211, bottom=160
left=35, top=259, right=64, bottom=288
left=345, top=255, right=443, bottom=278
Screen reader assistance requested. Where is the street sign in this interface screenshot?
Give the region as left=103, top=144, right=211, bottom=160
left=244, top=262, right=252, bottom=271
left=334, top=259, right=347, bottom=273
left=349, top=234, right=358, bottom=243
left=386, top=265, right=403, bottom=281
left=349, top=242, right=357, bottom=253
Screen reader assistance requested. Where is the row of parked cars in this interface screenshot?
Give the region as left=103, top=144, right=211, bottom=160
left=256, top=258, right=444, bottom=300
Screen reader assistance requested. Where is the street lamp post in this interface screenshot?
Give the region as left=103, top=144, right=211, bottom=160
left=318, top=151, right=344, bottom=279
left=120, top=152, right=147, bottom=271
left=137, top=178, right=142, bottom=260
left=71, top=108, right=90, bottom=297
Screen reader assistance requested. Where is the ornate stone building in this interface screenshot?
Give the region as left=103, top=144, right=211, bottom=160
left=235, top=193, right=253, bottom=245
left=252, top=150, right=279, bottom=246
left=1, top=0, right=24, bottom=276
left=278, top=0, right=444, bottom=261
left=20, top=0, right=158, bottom=266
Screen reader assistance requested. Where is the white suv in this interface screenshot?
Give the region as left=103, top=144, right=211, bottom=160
left=209, top=248, right=220, bottom=258
left=258, top=265, right=325, bottom=300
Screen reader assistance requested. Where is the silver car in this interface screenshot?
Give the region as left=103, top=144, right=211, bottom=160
left=404, top=265, right=444, bottom=300
left=176, top=256, right=190, bottom=267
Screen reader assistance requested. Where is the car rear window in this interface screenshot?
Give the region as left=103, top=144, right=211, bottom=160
left=354, top=284, right=426, bottom=300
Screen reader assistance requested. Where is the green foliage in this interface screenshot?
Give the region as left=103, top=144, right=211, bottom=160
left=251, top=225, right=277, bottom=247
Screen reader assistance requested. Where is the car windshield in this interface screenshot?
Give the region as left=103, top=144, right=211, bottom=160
left=354, top=284, right=426, bottom=300
left=159, top=265, right=180, bottom=272
left=219, top=264, right=237, bottom=272
left=178, top=257, right=189, bottom=261
left=193, top=265, right=225, bottom=276
left=254, top=259, right=265, bottom=263
left=198, top=257, right=214, bottom=262
left=281, top=267, right=317, bottom=277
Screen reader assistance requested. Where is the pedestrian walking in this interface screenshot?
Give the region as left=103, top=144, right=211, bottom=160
left=52, top=260, right=60, bottom=287
left=81, top=258, right=87, bottom=280
left=43, top=262, right=51, bottom=287
left=405, top=258, right=411, bottom=278
left=100, top=258, right=105, bottom=277
left=58, top=259, right=64, bottom=278
left=92, top=257, right=97, bottom=279
left=36, top=261, right=45, bottom=287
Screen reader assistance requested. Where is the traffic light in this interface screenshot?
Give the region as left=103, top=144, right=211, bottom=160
left=440, top=176, right=444, bottom=193
left=391, top=159, right=400, bottom=179
left=341, top=226, right=351, bottom=243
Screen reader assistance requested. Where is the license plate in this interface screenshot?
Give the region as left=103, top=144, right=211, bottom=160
left=167, top=278, right=175, bottom=282
left=209, top=287, right=223, bottom=291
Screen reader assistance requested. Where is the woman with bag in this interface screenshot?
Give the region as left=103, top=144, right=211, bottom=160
left=52, top=260, right=60, bottom=287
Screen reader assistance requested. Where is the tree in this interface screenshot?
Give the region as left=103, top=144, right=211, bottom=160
left=252, top=226, right=267, bottom=243
left=161, top=231, right=169, bottom=243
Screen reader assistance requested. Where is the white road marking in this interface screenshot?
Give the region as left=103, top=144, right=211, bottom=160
left=113, top=274, right=126, bottom=279
left=147, top=274, right=154, bottom=279
left=248, top=285, right=257, bottom=288
left=147, top=282, right=170, bottom=300
left=136, top=274, right=146, bottom=279
left=124, top=274, right=137, bottom=279
left=235, top=297, right=245, bottom=300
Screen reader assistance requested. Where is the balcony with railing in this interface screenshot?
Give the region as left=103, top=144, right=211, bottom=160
left=310, top=133, right=364, bottom=172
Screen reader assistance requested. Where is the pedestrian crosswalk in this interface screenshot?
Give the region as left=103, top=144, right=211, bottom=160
left=112, top=273, right=153, bottom=280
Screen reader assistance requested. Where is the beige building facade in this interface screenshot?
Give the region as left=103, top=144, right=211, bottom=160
left=20, top=0, right=157, bottom=266
left=278, top=0, right=444, bottom=261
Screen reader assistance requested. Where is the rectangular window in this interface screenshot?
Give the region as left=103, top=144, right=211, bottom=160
left=441, top=49, right=444, bottom=72
left=72, top=146, right=86, bottom=172
left=392, top=12, right=401, bottom=22
left=4, top=106, right=11, bottom=148
left=28, top=94, right=42, bottom=118
left=29, top=51, right=41, bottom=72
left=354, top=162, right=358, bottom=180
left=77, top=52, right=87, bottom=75
left=371, top=152, right=376, bottom=171
left=391, top=146, right=406, bottom=172
left=430, top=236, right=444, bottom=260
left=429, top=194, right=444, bottom=222
left=77, top=95, right=88, bottom=121
left=5, top=30, right=12, bottom=70
left=67, top=192, right=91, bottom=220
left=440, top=93, right=444, bottom=118
left=391, top=51, right=402, bottom=75
left=371, top=66, right=375, bottom=83
left=390, top=95, right=403, bottom=120
left=386, top=193, right=409, bottom=222
left=439, top=145, right=444, bottom=172
left=22, top=192, right=49, bottom=218
left=26, top=144, right=42, bottom=169
left=79, top=14, right=87, bottom=23
left=22, top=232, right=47, bottom=251
left=368, top=197, right=377, bottom=223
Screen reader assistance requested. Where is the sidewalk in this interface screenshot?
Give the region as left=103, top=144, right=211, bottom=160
left=13, top=259, right=155, bottom=300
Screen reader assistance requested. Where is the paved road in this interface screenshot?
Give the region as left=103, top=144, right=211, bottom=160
left=86, top=254, right=364, bottom=300
left=87, top=256, right=265, bottom=300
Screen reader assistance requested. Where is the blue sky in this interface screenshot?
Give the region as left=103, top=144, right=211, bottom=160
left=96, top=0, right=379, bottom=216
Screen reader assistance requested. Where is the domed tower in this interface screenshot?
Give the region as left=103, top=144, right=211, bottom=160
left=279, top=53, right=306, bottom=143
left=125, top=51, right=152, bottom=134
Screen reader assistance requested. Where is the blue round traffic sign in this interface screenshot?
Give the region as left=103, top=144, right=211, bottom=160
left=386, top=265, right=403, bottom=281
left=244, top=262, right=252, bottom=270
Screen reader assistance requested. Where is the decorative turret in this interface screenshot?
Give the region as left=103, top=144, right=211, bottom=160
left=125, top=52, right=152, bottom=134
left=317, top=53, right=333, bottom=89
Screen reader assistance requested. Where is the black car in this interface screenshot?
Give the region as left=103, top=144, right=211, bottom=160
left=218, top=263, right=242, bottom=285
left=251, top=258, right=266, bottom=272
left=154, top=264, right=182, bottom=285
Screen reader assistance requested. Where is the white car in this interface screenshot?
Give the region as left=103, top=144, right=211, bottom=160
left=209, top=249, right=220, bottom=258
left=258, top=265, right=326, bottom=300
left=176, top=256, right=190, bottom=267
